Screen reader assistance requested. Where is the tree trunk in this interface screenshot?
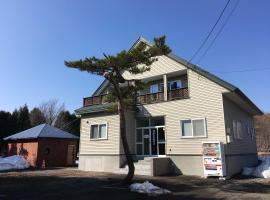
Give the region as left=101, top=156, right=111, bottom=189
left=119, top=102, right=135, bottom=184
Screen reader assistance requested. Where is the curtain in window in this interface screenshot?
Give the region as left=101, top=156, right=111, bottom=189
left=99, top=124, right=107, bottom=138
left=91, top=125, right=98, bottom=139
left=193, top=119, right=205, bottom=136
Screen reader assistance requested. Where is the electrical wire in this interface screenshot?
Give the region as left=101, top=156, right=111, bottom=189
left=210, top=67, right=270, bottom=74
left=189, top=0, right=231, bottom=63
left=196, top=0, right=240, bottom=63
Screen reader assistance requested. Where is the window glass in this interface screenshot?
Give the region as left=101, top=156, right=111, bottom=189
left=169, top=80, right=182, bottom=90
left=136, top=129, right=142, bottom=143
left=90, top=124, right=107, bottom=139
left=90, top=125, right=99, bottom=139
left=136, top=144, right=143, bottom=155
left=150, top=117, right=165, bottom=126
left=193, top=119, right=205, bottom=136
left=182, top=120, right=192, bottom=136
left=99, top=124, right=107, bottom=138
left=136, top=118, right=149, bottom=127
left=237, top=121, right=242, bottom=139
left=158, top=127, right=165, bottom=142
left=159, top=83, right=164, bottom=92
left=150, top=84, right=159, bottom=93
left=158, top=143, right=165, bottom=155
left=232, top=120, right=244, bottom=140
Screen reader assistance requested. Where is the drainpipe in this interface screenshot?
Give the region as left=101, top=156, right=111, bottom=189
left=163, top=74, right=167, bottom=101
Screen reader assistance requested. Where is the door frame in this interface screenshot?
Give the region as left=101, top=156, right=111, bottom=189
left=135, top=125, right=166, bottom=157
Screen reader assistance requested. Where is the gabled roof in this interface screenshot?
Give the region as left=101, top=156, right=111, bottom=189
left=4, top=124, right=79, bottom=141
left=87, top=37, right=262, bottom=115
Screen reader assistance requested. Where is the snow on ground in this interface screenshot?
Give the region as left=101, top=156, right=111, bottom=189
left=129, top=181, right=171, bottom=196
left=0, top=155, right=29, bottom=171
left=242, top=156, right=270, bottom=178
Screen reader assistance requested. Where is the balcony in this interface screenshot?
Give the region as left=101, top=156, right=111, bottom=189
left=136, top=87, right=189, bottom=105
left=83, top=94, right=107, bottom=107
left=83, top=87, right=189, bottom=107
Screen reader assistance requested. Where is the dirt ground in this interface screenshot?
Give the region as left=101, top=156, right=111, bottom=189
left=0, top=168, right=270, bottom=200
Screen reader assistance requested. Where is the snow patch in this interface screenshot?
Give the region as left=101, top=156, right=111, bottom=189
left=129, top=181, right=171, bottom=196
left=242, top=156, right=270, bottom=178
left=0, top=155, right=30, bottom=171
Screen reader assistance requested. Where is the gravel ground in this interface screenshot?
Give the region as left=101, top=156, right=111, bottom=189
left=0, top=168, right=270, bottom=200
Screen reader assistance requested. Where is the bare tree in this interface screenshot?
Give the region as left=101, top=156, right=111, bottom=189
left=30, top=107, right=46, bottom=127
left=39, top=100, right=65, bottom=125
left=255, top=113, right=270, bottom=153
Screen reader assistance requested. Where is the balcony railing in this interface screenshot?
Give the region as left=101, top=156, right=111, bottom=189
left=168, top=87, right=189, bottom=100
left=136, top=87, right=189, bottom=105
left=83, top=94, right=107, bottom=107
left=136, top=91, right=164, bottom=105
left=83, top=87, right=189, bottom=107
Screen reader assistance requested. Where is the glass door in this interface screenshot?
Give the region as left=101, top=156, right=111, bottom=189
left=143, top=129, right=150, bottom=155
left=151, top=128, right=158, bottom=155
left=157, top=127, right=165, bottom=155
left=136, top=126, right=165, bottom=156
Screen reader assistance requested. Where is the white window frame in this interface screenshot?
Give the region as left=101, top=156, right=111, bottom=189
left=90, top=122, right=108, bottom=140
left=180, top=118, right=207, bottom=138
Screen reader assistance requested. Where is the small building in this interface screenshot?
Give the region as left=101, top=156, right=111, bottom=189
left=4, top=124, right=79, bottom=168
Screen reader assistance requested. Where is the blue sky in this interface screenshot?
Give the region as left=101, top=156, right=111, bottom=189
left=0, top=0, right=269, bottom=113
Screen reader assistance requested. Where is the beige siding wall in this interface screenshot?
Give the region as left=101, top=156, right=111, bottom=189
left=137, top=69, right=228, bottom=155
left=122, top=55, right=186, bottom=80
left=223, top=97, right=257, bottom=154
left=79, top=113, right=120, bottom=155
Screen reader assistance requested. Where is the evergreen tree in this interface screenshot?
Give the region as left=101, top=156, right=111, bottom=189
left=65, top=36, right=171, bottom=183
left=54, top=111, right=80, bottom=136
left=9, top=109, right=19, bottom=134
left=17, top=105, right=31, bottom=132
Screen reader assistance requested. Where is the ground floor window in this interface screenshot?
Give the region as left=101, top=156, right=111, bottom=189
left=90, top=123, right=107, bottom=140
left=181, top=118, right=207, bottom=138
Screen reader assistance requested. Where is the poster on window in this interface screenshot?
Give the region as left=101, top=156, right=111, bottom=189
left=202, top=141, right=226, bottom=177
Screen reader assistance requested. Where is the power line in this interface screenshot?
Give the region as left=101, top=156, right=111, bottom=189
left=210, top=67, right=270, bottom=74
left=197, top=0, right=240, bottom=63
left=189, top=0, right=231, bottom=63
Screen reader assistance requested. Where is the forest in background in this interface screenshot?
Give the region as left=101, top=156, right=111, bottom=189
left=255, top=113, right=270, bottom=153
left=0, top=100, right=80, bottom=142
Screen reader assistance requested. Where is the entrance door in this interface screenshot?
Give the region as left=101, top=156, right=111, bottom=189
left=143, top=129, right=150, bottom=155
left=67, top=145, right=76, bottom=165
left=136, top=126, right=165, bottom=156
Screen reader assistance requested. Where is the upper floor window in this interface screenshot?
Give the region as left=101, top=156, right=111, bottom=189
left=169, top=80, right=182, bottom=90
left=150, top=84, right=159, bottom=93
left=181, top=118, right=207, bottom=138
left=90, top=123, right=107, bottom=140
left=232, top=120, right=254, bottom=140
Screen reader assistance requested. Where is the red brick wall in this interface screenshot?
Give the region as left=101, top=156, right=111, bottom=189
left=7, top=140, right=38, bottom=167
left=36, top=138, right=78, bottom=168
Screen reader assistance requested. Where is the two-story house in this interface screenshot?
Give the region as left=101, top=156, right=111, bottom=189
left=75, top=37, right=263, bottom=178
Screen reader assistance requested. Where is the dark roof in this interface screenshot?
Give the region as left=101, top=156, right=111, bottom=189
left=4, top=124, right=79, bottom=141
left=75, top=102, right=117, bottom=115
left=87, top=37, right=263, bottom=115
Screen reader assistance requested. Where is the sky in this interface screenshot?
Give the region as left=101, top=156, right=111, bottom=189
left=0, top=0, right=269, bottom=113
